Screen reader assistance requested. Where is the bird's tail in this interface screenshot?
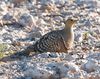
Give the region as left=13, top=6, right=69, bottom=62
left=12, top=45, right=35, bottom=57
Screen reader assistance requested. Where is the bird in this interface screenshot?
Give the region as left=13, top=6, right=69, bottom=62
left=10, top=18, right=77, bottom=57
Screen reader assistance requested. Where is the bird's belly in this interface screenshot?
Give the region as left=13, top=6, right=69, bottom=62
left=65, top=36, right=74, bottom=49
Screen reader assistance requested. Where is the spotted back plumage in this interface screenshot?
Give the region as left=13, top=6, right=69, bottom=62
left=25, top=30, right=68, bottom=53
left=12, top=18, right=77, bottom=57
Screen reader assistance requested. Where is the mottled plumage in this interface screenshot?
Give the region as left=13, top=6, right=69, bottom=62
left=27, top=30, right=68, bottom=53
left=12, top=18, right=77, bottom=57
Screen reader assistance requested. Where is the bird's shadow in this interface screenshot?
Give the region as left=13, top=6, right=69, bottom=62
left=0, top=55, right=20, bottom=62
left=0, top=52, right=31, bottom=62
left=0, top=51, right=74, bottom=62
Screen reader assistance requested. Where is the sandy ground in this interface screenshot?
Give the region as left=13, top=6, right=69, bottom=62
left=0, top=0, right=100, bottom=79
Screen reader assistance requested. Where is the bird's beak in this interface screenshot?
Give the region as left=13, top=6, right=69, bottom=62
left=74, top=20, right=78, bottom=22
left=61, top=20, right=66, bottom=24
left=64, top=21, right=66, bottom=24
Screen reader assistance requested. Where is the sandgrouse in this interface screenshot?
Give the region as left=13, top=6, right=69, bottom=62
left=12, top=18, right=77, bottom=57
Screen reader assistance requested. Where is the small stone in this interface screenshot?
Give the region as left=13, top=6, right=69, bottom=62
left=2, top=13, right=13, bottom=21
left=81, top=60, right=98, bottom=73
left=18, top=13, right=34, bottom=27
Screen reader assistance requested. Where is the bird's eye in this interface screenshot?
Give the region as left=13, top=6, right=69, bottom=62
left=70, top=19, right=73, bottom=21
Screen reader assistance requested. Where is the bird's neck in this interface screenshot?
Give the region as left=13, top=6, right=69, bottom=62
left=65, top=23, right=74, bottom=28
left=64, top=22, right=74, bottom=32
left=64, top=26, right=73, bottom=33
left=63, top=25, right=74, bottom=46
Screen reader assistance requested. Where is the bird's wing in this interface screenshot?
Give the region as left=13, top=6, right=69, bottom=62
left=34, top=31, right=68, bottom=52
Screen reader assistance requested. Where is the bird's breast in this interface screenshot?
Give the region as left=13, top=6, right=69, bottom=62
left=62, top=29, right=74, bottom=48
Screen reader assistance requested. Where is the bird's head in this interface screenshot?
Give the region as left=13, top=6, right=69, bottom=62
left=64, top=18, right=77, bottom=28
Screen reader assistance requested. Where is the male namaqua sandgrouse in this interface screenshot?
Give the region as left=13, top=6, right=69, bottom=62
left=12, top=18, right=77, bottom=57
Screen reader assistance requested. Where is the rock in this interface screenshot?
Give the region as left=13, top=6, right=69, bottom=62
left=74, top=32, right=83, bottom=43
left=2, top=33, right=13, bottom=42
left=11, top=0, right=26, bottom=7
left=18, top=13, right=34, bottom=27
left=2, top=13, right=13, bottom=21
left=0, top=2, right=7, bottom=11
left=87, top=53, right=100, bottom=61
left=24, top=68, right=54, bottom=79
left=81, top=60, right=98, bottom=73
